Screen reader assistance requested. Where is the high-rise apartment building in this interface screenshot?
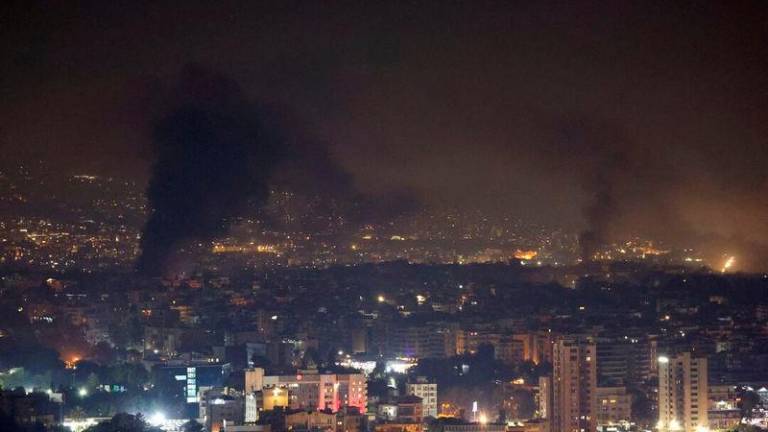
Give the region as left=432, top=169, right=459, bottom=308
left=551, top=338, right=597, bottom=432
left=657, top=352, right=708, bottom=432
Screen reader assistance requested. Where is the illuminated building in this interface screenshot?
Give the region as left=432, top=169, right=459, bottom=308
left=245, top=368, right=265, bottom=393
left=261, top=370, right=367, bottom=412
left=262, top=386, right=290, bottom=410
left=538, top=376, right=552, bottom=430
left=512, top=331, right=554, bottom=365
left=374, top=423, right=422, bottom=432
left=201, top=389, right=244, bottom=432
left=406, top=377, right=438, bottom=418
left=551, top=338, right=597, bottom=432
left=155, top=363, right=230, bottom=406
left=657, top=353, right=708, bottom=432
left=430, top=422, right=507, bottom=432
left=245, top=392, right=259, bottom=423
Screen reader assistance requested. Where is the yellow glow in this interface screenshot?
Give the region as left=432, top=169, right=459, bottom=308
left=721, top=256, right=735, bottom=273
left=479, top=413, right=488, bottom=425
left=514, top=249, right=538, bottom=260
left=211, top=243, right=278, bottom=254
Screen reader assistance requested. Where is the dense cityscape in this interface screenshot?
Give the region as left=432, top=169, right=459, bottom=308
left=3, top=2, right=768, bottom=432
left=1, top=162, right=767, bottom=432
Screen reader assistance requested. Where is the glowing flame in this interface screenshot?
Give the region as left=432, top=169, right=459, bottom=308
left=514, top=249, right=538, bottom=260
left=721, top=256, right=735, bottom=273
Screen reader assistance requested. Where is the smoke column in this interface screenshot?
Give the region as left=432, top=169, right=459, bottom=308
left=549, top=118, right=635, bottom=262
left=137, top=64, right=420, bottom=275
left=137, top=65, right=281, bottom=275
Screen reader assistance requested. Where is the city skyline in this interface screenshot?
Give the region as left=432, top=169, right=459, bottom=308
left=1, top=2, right=768, bottom=432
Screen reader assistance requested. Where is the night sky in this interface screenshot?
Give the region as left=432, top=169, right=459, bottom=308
left=2, top=1, right=768, bottom=268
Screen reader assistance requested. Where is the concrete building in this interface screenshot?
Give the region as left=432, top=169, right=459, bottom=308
left=262, top=386, right=290, bottom=411
left=513, top=331, right=554, bottom=365
left=595, top=336, right=653, bottom=387
left=551, top=338, right=597, bottom=432
left=395, top=395, right=423, bottom=424
left=285, top=409, right=336, bottom=432
left=374, top=423, right=422, bottom=432
left=537, top=375, right=552, bottom=431
left=495, top=337, right=525, bottom=365
left=261, top=370, right=366, bottom=413
left=245, top=368, right=265, bottom=393
left=595, top=386, right=632, bottom=427
left=200, top=389, right=244, bottom=432
left=337, top=406, right=367, bottom=432
left=388, top=325, right=452, bottom=359
left=406, top=377, right=438, bottom=418
left=657, top=352, right=708, bottom=432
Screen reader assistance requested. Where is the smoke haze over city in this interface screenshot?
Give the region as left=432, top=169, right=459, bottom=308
left=2, top=1, right=768, bottom=269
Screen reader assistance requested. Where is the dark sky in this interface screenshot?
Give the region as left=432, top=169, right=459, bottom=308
left=2, top=1, right=768, bottom=267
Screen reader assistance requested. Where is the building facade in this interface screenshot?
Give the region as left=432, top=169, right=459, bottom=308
left=406, top=378, right=438, bottom=418
left=551, top=338, right=597, bottom=432
left=657, top=352, right=708, bottom=432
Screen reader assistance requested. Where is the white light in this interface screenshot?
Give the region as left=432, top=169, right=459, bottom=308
left=78, top=388, right=88, bottom=397
left=148, top=412, right=166, bottom=427
left=377, top=295, right=385, bottom=303
left=63, top=418, right=97, bottom=431
left=479, top=413, right=488, bottom=425
left=271, top=315, right=278, bottom=320
left=695, top=426, right=710, bottom=432
left=658, top=356, right=669, bottom=364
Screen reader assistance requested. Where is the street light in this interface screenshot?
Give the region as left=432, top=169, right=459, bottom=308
left=78, top=387, right=88, bottom=397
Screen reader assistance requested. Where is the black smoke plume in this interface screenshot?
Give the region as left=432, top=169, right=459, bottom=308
left=138, top=64, right=420, bottom=275
left=550, top=118, right=644, bottom=262
left=137, top=65, right=282, bottom=275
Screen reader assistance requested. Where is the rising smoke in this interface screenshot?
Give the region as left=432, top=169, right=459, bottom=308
left=138, top=64, right=419, bottom=275
left=548, top=117, right=662, bottom=262
left=137, top=65, right=282, bottom=275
